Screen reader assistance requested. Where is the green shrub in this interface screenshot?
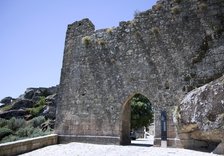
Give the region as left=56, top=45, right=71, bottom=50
left=0, top=127, right=13, bottom=140
left=82, top=36, right=91, bottom=47
left=16, top=126, right=34, bottom=137
left=36, top=96, right=46, bottom=107
left=0, top=134, right=18, bottom=143
left=28, top=97, right=46, bottom=117
left=0, top=118, right=7, bottom=127
left=30, top=128, right=42, bottom=137
left=7, top=117, right=26, bottom=131
left=30, top=128, right=50, bottom=138
left=28, top=105, right=45, bottom=117
left=30, top=116, right=45, bottom=128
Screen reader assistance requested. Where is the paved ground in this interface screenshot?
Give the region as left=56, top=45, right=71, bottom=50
left=20, top=139, right=218, bottom=156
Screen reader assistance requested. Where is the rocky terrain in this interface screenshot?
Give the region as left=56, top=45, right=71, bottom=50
left=175, top=75, right=224, bottom=155
left=0, top=86, right=57, bottom=143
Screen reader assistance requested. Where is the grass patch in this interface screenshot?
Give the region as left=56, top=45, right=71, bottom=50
left=106, top=28, right=113, bottom=35
left=28, top=105, right=44, bottom=117
left=1, top=105, right=12, bottom=111
left=97, top=39, right=106, bottom=46
left=36, top=96, right=46, bottom=106
left=28, top=97, right=46, bottom=117
left=82, top=36, right=91, bottom=47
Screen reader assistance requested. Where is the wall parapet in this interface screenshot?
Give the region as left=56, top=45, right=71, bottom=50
left=55, top=0, right=224, bottom=148
left=0, top=134, right=58, bottom=156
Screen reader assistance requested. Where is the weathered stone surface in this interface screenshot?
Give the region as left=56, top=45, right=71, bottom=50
left=45, top=94, right=57, bottom=105
left=42, top=106, right=56, bottom=120
left=213, top=142, right=224, bottom=155
left=0, top=110, right=28, bottom=119
left=10, top=99, right=34, bottom=110
left=42, top=94, right=57, bottom=119
left=24, top=89, right=35, bottom=99
left=41, top=120, right=55, bottom=131
left=19, top=86, right=58, bottom=102
left=55, top=0, right=224, bottom=148
left=0, top=86, right=57, bottom=120
left=0, top=97, right=13, bottom=105
left=177, top=75, right=224, bottom=152
left=178, top=76, right=224, bottom=141
left=46, top=86, right=58, bottom=95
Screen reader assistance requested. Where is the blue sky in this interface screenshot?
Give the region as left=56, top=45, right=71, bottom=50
left=0, top=0, right=157, bottom=99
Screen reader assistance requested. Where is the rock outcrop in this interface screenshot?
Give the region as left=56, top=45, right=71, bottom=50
left=0, top=110, right=29, bottom=120
left=0, top=86, right=58, bottom=120
left=10, top=99, right=35, bottom=110
left=176, top=75, right=224, bottom=153
left=0, top=86, right=58, bottom=143
left=0, top=97, right=13, bottom=105
left=42, top=94, right=57, bottom=119
left=213, top=142, right=224, bottom=155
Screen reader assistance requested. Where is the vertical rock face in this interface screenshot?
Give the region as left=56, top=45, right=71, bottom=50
left=177, top=75, right=224, bottom=152
left=55, top=0, right=224, bottom=147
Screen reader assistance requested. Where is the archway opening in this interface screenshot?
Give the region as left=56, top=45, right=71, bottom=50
left=120, top=93, right=154, bottom=146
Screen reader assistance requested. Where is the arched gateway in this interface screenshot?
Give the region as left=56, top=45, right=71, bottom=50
left=55, top=0, right=224, bottom=148
left=120, top=93, right=154, bottom=145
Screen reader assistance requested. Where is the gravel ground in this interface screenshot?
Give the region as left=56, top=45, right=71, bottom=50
left=20, top=139, right=219, bottom=156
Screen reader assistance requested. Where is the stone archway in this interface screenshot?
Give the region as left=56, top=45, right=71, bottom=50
left=55, top=1, right=224, bottom=149
left=120, top=93, right=154, bottom=145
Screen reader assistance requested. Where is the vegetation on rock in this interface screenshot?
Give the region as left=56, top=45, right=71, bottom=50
left=82, top=36, right=91, bottom=47
left=0, top=116, right=51, bottom=143
left=0, top=86, right=57, bottom=144
left=27, top=97, right=46, bottom=117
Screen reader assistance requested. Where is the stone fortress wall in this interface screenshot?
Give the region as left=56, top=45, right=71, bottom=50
left=55, top=0, right=224, bottom=148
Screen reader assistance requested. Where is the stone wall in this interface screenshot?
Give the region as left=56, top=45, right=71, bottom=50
left=55, top=0, right=224, bottom=147
left=0, top=134, right=58, bottom=156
